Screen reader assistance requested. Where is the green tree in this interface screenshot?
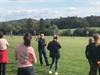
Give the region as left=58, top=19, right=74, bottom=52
left=39, top=18, right=45, bottom=33
left=49, top=24, right=59, bottom=35
left=60, top=30, right=72, bottom=36
left=24, top=18, right=38, bottom=34
left=0, top=22, right=14, bottom=34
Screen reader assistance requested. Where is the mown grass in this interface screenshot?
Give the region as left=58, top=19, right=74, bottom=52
left=60, top=27, right=100, bottom=33
left=4, top=36, right=95, bottom=75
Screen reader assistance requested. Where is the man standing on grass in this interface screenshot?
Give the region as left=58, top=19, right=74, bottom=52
left=38, top=33, right=49, bottom=66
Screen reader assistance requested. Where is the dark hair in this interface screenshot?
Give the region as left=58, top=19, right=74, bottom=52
left=23, top=33, right=32, bottom=46
left=88, top=38, right=94, bottom=45
left=0, top=31, right=3, bottom=38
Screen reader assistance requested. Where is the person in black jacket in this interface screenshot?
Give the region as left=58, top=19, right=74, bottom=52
left=85, top=38, right=94, bottom=75
left=92, top=33, right=100, bottom=75
left=47, top=35, right=61, bottom=75
left=38, top=33, right=49, bottom=66
left=86, top=33, right=100, bottom=75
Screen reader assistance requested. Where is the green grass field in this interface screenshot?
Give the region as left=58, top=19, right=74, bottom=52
left=60, top=27, right=100, bottom=33
left=4, top=36, right=95, bottom=75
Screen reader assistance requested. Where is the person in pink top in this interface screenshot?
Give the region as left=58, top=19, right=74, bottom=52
left=15, top=32, right=37, bottom=75
left=0, top=31, right=9, bottom=75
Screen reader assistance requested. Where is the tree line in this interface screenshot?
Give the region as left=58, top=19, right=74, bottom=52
left=0, top=15, right=100, bottom=36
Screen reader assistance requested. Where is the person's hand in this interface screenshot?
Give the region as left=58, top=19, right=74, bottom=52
left=97, top=61, right=100, bottom=67
left=45, top=42, right=47, bottom=46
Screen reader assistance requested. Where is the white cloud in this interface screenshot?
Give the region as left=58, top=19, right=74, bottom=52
left=39, top=0, right=44, bottom=2
left=88, top=0, right=100, bottom=5
left=72, top=0, right=100, bottom=6
left=0, top=6, right=99, bottom=22
left=0, top=0, right=100, bottom=21
left=1, top=0, right=60, bottom=2
left=0, top=8, right=61, bottom=21
left=66, top=7, right=77, bottom=11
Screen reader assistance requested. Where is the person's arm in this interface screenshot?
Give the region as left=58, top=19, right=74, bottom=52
left=47, top=42, right=51, bottom=51
left=15, top=50, right=17, bottom=60
left=5, top=39, right=9, bottom=47
left=29, top=47, right=37, bottom=64
left=85, top=46, right=89, bottom=59
left=57, top=42, right=61, bottom=49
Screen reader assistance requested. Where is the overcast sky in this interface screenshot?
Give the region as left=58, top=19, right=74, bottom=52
left=0, top=0, right=100, bottom=22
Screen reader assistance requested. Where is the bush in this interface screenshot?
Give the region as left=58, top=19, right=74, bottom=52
left=60, top=30, right=72, bottom=36
left=73, top=28, right=98, bottom=36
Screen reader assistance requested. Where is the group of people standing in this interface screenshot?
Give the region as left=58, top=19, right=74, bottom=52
left=85, top=33, right=100, bottom=75
left=0, top=30, right=100, bottom=75
left=0, top=31, right=61, bottom=75
left=37, top=33, right=61, bottom=75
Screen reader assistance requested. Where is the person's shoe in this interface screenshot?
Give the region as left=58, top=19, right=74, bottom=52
left=49, top=70, right=52, bottom=74
left=55, top=72, right=58, bottom=75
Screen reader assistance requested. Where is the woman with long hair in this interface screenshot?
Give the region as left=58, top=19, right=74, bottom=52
left=15, top=32, right=37, bottom=75
left=86, top=33, right=100, bottom=75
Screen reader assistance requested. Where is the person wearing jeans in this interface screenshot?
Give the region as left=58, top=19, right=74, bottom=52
left=38, top=33, right=49, bottom=66
left=50, top=58, right=59, bottom=73
left=38, top=48, right=49, bottom=66
left=17, top=66, right=34, bottom=75
left=47, top=35, right=61, bottom=75
left=15, top=33, right=37, bottom=75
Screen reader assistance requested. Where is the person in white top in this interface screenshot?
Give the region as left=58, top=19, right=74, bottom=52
left=0, top=31, right=9, bottom=75
left=15, top=32, right=37, bottom=75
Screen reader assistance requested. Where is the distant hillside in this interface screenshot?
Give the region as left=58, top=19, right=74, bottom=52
left=0, top=18, right=38, bottom=26
left=0, top=16, right=100, bottom=35
left=0, top=15, right=100, bottom=28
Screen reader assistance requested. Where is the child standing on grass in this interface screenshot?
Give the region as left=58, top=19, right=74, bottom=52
left=0, top=31, right=9, bottom=75
left=15, top=32, right=37, bottom=75
left=47, top=35, right=61, bottom=75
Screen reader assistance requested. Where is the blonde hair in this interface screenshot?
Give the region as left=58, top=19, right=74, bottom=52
left=53, top=35, right=58, bottom=40
left=93, top=33, right=100, bottom=46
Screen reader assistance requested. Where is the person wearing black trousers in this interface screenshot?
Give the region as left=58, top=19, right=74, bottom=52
left=85, top=38, right=94, bottom=75
left=0, top=31, right=9, bottom=75
left=47, top=35, right=61, bottom=75
left=85, top=33, right=100, bottom=75
left=38, top=33, right=49, bottom=66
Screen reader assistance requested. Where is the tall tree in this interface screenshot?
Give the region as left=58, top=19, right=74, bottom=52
left=49, top=24, right=59, bottom=35
left=24, top=18, right=38, bottom=34
left=39, top=18, right=45, bottom=33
